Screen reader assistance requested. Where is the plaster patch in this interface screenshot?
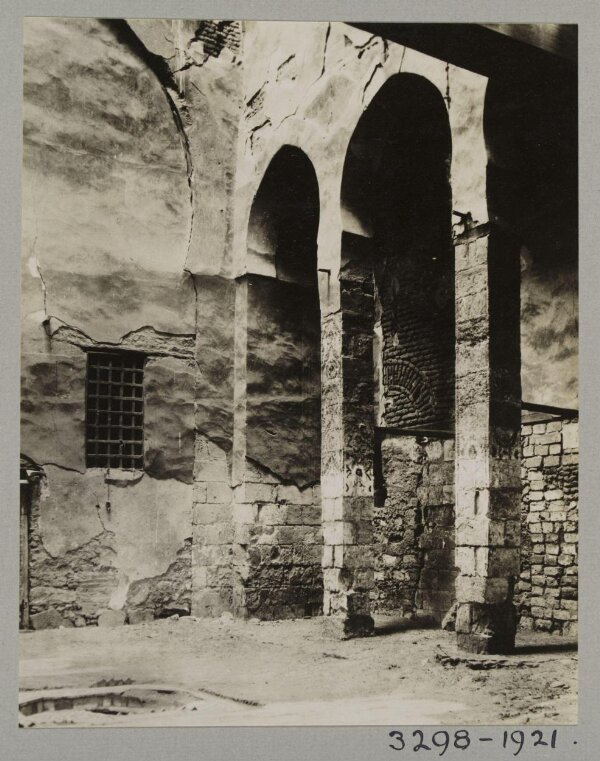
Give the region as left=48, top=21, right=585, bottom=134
left=38, top=466, right=193, bottom=586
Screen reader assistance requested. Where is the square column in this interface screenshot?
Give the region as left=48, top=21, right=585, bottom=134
left=454, top=225, right=522, bottom=653
left=321, top=248, right=375, bottom=637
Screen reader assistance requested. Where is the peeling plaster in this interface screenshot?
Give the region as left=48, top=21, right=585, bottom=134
left=38, top=466, right=193, bottom=586
left=49, top=321, right=196, bottom=358
left=109, top=572, right=131, bottom=610
left=128, top=18, right=243, bottom=278
left=126, top=537, right=192, bottom=616
left=248, top=118, right=272, bottom=152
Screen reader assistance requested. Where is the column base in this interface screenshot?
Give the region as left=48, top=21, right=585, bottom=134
left=324, top=613, right=375, bottom=639
left=455, top=602, right=517, bottom=655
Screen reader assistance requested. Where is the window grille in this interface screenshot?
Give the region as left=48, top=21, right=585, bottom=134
left=85, top=351, right=145, bottom=470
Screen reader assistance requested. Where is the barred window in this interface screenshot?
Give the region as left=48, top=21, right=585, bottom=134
left=85, top=351, right=145, bottom=470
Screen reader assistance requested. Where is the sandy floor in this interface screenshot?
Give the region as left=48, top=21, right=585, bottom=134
left=19, top=614, right=578, bottom=727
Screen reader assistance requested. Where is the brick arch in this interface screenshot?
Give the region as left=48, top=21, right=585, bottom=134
left=382, top=359, right=436, bottom=424
left=317, top=71, right=455, bottom=633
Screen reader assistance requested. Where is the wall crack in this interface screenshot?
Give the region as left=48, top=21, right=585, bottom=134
left=101, top=20, right=196, bottom=272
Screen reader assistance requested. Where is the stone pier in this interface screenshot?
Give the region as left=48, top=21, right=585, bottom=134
left=454, top=225, right=522, bottom=653
left=321, top=238, right=376, bottom=637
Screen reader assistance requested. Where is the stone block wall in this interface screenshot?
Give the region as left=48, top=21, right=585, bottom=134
left=319, top=252, right=377, bottom=629
left=233, top=471, right=323, bottom=619
left=374, top=420, right=578, bottom=635
left=515, top=417, right=578, bottom=634
left=373, top=434, right=456, bottom=622
left=191, top=436, right=235, bottom=617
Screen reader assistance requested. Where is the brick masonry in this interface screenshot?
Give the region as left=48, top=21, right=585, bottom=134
left=194, top=20, right=242, bottom=57
left=377, top=245, right=455, bottom=430
left=515, top=417, right=578, bottom=635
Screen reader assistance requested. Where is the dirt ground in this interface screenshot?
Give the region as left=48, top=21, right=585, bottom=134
left=19, top=614, right=577, bottom=727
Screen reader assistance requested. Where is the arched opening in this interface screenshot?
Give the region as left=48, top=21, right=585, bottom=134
left=484, top=62, right=578, bottom=636
left=342, top=74, right=453, bottom=429
left=247, top=146, right=320, bottom=287
left=484, top=65, right=578, bottom=413
left=242, top=145, right=322, bottom=618
left=340, top=74, right=454, bottom=620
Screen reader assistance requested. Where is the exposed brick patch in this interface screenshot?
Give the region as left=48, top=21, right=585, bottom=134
left=377, top=249, right=454, bottom=429
left=126, top=538, right=192, bottom=620
left=27, top=481, right=119, bottom=627
left=515, top=418, right=578, bottom=635
left=194, top=21, right=242, bottom=58
left=27, top=477, right=194, bottom=627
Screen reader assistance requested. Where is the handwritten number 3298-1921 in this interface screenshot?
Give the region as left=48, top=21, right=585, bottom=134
left=388, top=729, right=558, bottom=755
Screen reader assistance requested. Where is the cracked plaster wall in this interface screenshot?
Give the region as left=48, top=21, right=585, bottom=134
left=246, top=276, right=321, bottom=487
left=127, top=18, right=244, bottom=278
left=21, top=17, right=243, bottom=626
left=122, top=20, right=244, bottom=619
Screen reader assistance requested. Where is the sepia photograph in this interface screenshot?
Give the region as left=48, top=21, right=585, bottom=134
left=18, top=17, right=579, bottom=729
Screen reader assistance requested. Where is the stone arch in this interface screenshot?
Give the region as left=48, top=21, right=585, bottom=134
left=484, top=65, right=577, bottom=411
left=322, top=73, right=455, bottom=628
left=246, top=144, right=320, bottom=285
left=235, top=145, right=323, bottom=620
left=340, top=72, right=453, bottom=430
left=483, top=58, right=577, bottom=643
